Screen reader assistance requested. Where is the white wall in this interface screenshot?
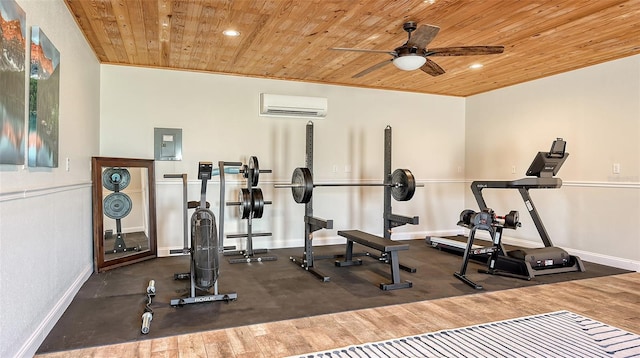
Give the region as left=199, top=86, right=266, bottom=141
left=100, top=65, right=467, bottom=252
left=0, top=0, right=100, bottom=356
left=465, top=55, right=640, bottom=270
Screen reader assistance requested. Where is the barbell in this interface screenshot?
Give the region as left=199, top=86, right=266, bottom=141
left=275, top=167, right=422, bottom=204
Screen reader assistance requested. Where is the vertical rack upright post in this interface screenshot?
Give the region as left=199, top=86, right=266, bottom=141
left=290, top=122, right=334, bottom=280
left=383, top=125, right=419, bottom=239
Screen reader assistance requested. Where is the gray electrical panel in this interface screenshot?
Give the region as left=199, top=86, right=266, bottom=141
left=154, top=128, right=182, bottom=161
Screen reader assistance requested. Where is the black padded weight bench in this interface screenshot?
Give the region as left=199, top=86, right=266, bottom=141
left=336, top=230, right=413, bottom=290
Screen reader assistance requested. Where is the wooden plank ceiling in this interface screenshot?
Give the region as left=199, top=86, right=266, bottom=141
left=64, top=0, right=640, bottom=97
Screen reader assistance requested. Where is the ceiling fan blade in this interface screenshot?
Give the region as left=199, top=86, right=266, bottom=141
left=420, top=58, right=446, bottom=77
left=353, top=59, right=393, bottom=78
left=406, top=24, right=440, bottom=49
left=425, top=46, right=505, bottom=56
left=331, top=47, right=395, bottom=55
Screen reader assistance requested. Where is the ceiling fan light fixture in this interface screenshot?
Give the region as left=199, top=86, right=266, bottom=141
left=393, top=55, right=427, bottom=71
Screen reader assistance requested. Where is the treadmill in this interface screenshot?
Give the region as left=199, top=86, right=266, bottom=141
left=427, top=138, right=585, bottom=279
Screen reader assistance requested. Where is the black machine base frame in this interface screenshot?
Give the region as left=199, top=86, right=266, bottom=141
left=431, top=234, right=585, bottom=288
left=104, top=230, right=141, bottom=254
left=226, top=249, right=278, bottom=264
left=170, top=292, right=237, bottom=306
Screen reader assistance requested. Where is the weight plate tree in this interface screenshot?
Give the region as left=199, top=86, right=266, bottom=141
left=225, top=156, right=275, bottom=263
left=102, top=167, right=139, bottom=254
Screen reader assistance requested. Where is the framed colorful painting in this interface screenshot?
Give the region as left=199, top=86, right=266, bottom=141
left=0, top=0, right=26, bottom=165
left=28, top=26, right=59, bottom=168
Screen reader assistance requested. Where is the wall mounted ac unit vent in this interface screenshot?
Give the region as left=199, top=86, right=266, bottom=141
left=259, top=93, right=328, bottom=118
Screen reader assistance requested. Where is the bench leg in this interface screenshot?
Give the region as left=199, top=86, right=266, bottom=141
left=380, top=251, right=412, bottom=290
left=335, top=240, right=363, bottom=267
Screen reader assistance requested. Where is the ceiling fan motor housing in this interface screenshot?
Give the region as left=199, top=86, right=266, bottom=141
left=403, top=21, right=418, bottom=33
left=395, top=46, right=421, bottom=57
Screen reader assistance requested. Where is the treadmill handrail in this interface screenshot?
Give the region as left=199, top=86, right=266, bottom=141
left=472, top=177, right=562, bottom=190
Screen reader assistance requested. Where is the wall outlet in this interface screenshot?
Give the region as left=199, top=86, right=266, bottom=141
left=65, top=157, right=70, bottom=172
left=511, top=165, right=516, bottom=174
left=613, top=163, right=620, bottom=174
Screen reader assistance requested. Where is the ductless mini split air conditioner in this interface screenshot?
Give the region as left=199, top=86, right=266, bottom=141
left=259, top=93, right=328, bottom=118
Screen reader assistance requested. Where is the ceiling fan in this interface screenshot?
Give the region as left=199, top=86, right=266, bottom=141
left=332, top=21, right=504, bottom=78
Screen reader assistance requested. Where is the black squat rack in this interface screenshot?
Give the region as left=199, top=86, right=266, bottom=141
left=282, top=121, right=420, bottom=281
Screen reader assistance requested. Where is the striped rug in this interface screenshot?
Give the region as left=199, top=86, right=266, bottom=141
left=293, top=311, right=640, bottom=358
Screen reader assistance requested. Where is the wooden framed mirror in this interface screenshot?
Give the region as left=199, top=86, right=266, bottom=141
left=92, top=157, right=157, bottom=272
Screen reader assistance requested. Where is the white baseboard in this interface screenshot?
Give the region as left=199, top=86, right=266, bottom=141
left=17, top=264, right=93, bottom=358
left=563, top=249, right=640, bottom=272
left=161, top=229, right=639, bottom=272
left=398, top=230, right=463, bottom=241
left=157, top=230, right=463, bottom=257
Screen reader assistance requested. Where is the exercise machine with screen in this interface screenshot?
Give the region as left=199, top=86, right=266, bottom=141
left=428, top=138, right=585, bottom=280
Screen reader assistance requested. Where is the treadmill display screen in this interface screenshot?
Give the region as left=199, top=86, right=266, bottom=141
left=525, top=138, right=568, bottom=177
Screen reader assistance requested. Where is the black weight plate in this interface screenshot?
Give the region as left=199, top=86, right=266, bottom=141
left=459, top=209, right=476, bottom=226
left=102, top=167, right=131, bottom=191
left=238, top=188, right=251, bottom=219
left=103, top=192, right=132, bottom=219
left=291, top=167, right=313, bottom=204
left=248, top=156, right=260, bottom=187
left=252, top=188, right=264, bottom=219
left=505, top=210, right=519, bottom=227
left=391, top=168, right=416, bottom=201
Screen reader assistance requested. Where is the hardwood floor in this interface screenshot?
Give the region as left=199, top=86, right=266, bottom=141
left=36, top=272, right=640, bottom=358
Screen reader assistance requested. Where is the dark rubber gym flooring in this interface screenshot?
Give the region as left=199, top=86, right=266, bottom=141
left=37, top=238, right=631, bottom=354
